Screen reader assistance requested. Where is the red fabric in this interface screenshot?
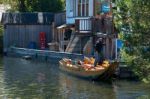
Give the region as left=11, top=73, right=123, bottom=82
left=39, top=32, right=46, bottom=49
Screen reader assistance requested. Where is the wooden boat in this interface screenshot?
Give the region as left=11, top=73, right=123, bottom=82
left=59, top=58, right=119, bottom=79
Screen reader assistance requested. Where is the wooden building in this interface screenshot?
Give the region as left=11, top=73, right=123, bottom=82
left=57, top=0, right=117, bottom=59
left=1, top=12, right=65, bottom=51
left=1, top=1, right=117, bottom=60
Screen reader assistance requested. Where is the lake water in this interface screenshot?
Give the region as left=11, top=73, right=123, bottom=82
left=0, top=57, right=150, bottom=99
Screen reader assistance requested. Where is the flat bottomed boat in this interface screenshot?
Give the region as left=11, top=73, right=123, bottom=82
left=59, top=58, right=118, bottom=79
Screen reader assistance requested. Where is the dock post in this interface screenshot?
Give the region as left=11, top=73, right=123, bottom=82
left=35, top=53, right=38, bottom=58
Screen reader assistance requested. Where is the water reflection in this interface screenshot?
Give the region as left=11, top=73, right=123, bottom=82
left=0, top=57, right=149, bottom=99
left=59, top=72, right=116, bottom=99
left=2, top=57, right=60, bottom=98
left=113, top=81, right=150, bottom=99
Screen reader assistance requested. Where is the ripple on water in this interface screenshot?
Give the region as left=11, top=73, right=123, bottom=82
left=0, top=57, right=150, bottom=99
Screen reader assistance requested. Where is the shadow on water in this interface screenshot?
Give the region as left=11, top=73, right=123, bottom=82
left=0, top=57, right=150, bottom=99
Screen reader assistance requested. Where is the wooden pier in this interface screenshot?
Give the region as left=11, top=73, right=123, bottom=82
left=9, top=47, right=84, bottom=60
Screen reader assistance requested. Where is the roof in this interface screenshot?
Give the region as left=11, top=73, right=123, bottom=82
left=1, top=12, right=54, bottom=25
left=57, top=24, right=67, bottom=29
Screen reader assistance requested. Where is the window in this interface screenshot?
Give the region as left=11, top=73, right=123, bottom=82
left=78, top=0, right=89, bottom=16
left=79, top=0, right=88, bottom=4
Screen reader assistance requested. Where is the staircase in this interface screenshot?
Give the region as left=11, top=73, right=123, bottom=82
left=65, top=34, right=90, bottom=54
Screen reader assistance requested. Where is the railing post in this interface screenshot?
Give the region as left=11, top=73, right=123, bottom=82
left=91, top=17, right=95, bottom=33
left=75, top=19, right=80, bottom=32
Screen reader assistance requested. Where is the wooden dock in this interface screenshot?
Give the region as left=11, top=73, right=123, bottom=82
left=9, top=47, right=84, bottom=60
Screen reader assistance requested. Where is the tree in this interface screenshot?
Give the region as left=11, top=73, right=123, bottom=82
left=114, top=0, right=150, bottom=82
left=1, top=0, right=64, bottom=12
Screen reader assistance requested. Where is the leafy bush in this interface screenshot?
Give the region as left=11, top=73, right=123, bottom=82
left=114, top=0, right=150, bottom=83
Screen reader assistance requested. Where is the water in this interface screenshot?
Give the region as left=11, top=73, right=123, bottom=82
left=0, top=57, right=150, bottom=99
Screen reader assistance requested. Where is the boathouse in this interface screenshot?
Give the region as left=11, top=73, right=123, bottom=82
left=56, top=0, right=117, bottom=59
left=1, top=12, right=65, bottom=51
left=1, top=1, right=118, bottom=60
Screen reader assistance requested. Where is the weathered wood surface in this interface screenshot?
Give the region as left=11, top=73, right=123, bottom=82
left=54, top=12, right=66, bottom=26
left=4, top=25, right=52, bottom=49
left=10, top=47, right=84, bottom=60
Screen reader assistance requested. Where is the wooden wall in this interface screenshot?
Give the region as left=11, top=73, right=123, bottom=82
left=4, top=25, right=52, bottom=49
left=54, top=12, right=66, bottom=26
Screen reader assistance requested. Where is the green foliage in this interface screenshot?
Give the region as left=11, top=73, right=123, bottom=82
left=1, top=0, right=65, bottom=12
left=114, top=0, right=150, bottom=82
left=120, top=49, right=134, bottom=65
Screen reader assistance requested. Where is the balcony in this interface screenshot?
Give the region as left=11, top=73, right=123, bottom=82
left=75, top=18, right=92, bottom=33
left=75, top=16, right=114, bottom=35
left=93, top=17, right=113, bottom=34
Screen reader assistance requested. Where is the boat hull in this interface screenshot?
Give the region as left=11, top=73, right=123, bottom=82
left=59, top=60, right=111, bottom=79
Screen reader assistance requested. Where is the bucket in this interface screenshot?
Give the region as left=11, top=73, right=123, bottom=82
left=28, top=42, right=36, bottom=49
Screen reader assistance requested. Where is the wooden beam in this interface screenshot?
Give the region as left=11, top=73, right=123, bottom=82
left=76, top=0, right=78, bottom=16
left=52, top=22, right=55, bottom=41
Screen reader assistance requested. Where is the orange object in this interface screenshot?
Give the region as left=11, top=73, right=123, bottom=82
left=83, top=57, right=91, bottom=64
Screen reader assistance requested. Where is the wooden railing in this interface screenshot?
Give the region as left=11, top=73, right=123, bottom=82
left=75, top=18, right=92, bottom=33
left=92, top=17, right=113, bottom=34
left=75, top=17, right=114, bottom=34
